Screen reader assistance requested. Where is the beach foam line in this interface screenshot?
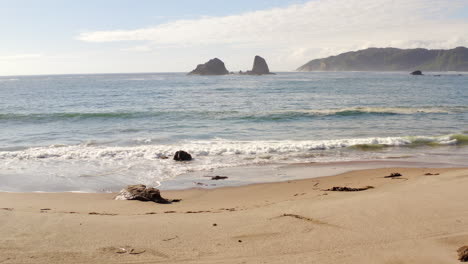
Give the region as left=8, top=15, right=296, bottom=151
left=0, top=134, right=465, bottom=161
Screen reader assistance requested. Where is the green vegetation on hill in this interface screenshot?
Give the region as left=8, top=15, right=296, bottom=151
left=297, top=47, right=468, bottom=72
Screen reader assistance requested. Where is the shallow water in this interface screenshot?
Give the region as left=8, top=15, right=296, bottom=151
left=1, top=72, right=467, bottom=192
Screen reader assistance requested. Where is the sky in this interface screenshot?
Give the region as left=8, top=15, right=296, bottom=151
left=1, top=0, right=468, bottom=76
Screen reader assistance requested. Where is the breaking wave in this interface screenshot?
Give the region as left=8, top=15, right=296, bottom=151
left=1, top=133, right=466, bottom=192
left=1, top=134, right=465, bottom=162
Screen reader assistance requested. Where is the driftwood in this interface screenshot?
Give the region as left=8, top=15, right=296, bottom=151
left=115, top=184, right=180, bottom=204
left=384, top=172, right=402, bottom=178
left=324, top=186, right=374, bottom=192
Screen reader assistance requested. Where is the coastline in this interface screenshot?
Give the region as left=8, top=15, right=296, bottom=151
left=1, top=165, right=467, bottom=263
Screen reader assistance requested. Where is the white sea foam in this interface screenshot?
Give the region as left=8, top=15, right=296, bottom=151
left=0, top=134, right=464, bottom=192
left=0, top=135, right=460, bottom=162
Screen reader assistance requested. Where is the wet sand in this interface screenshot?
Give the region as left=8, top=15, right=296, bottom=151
left=1, top=166, right=467, bottom=263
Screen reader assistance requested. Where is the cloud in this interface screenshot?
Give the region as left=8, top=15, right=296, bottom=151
left=77, top=0, right=468, bottom=69
left=0, top=53, right=44, bottom=60
left=120, top=45, right=154, bottom=52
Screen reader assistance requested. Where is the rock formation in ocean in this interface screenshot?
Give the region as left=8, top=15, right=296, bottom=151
left=410, top=70, right=423, bottom=75
left=297, top=47, right=468, bottom=72
left=115, top=184, right=172, bottom=203
left=189, top=58, right=229, bottom=75
left=251, top=56, right=271, bottom=75
left=240, top=55, right=274, bottom=75
left=173, top=150, right=192, bottom=161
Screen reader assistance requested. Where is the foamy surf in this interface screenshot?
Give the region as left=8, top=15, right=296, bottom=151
left=0, top=134, right=466, bottom=192
left=0, top=134, right=464, bottom=161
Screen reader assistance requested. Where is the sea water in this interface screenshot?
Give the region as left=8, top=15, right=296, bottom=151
left=0, top=72, right=467, bottom=192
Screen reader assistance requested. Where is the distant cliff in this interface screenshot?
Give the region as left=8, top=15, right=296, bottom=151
left=297, top=47, right=468, bottom=72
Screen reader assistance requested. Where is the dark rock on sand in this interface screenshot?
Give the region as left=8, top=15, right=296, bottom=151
left=115, top=184, right=173, bottom=204
left=174, top=150, right=192, bottom=161
left=411, top=70, right=423, bottom=75
left=458, top=246, right=468, bottom=262
left=189, top=58, right=229, bottom=75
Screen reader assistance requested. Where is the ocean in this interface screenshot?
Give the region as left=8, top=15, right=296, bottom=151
left=1, top=72, right=467, bottom=192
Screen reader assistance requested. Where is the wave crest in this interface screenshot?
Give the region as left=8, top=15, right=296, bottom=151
left=1, top=106, right=466, bottom=122
left=1, top=134, right=464, bottom=161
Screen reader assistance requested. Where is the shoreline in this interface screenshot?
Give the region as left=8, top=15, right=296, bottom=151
left=1, top=165, right=467, bottom=263
left=2, top=157, right=467, bottom=193
left=151, top=157, right=468, bottom=191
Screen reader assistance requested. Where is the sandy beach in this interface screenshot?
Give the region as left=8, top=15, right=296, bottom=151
left=1, top=165, right=467, bottom=263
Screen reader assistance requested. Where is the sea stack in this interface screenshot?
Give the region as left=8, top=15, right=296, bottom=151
left=189, top=58, right=229, bottom=75
left=250, top=55, right=274, bottom=75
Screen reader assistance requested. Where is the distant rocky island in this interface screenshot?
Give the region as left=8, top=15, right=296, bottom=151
left=297, top=47, right=468, bottom=72
left=189, top=56, right=274, bottom=75
left=188, top=58, right=229, bottom=75
left=240, top=56, right=274, bottom=75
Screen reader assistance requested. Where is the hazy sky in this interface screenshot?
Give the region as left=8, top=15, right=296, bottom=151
left=1, top=0, right=468, bottom=75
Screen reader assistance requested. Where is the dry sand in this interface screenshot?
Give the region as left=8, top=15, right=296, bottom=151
left=0, top=166, right=467, bottom=263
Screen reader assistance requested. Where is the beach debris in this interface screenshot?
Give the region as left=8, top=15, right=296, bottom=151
left=173, top=150, right=192, bottom=161
left=213, top=223, right=217, bottom=226
left=114, top=247, right=146, bottom=255
left=185, top=210, right=211, bottom=214
left=238, top=240, right=243, bottom=243
left=88, top=212, right=117, bottom=216
left=221, top=208, right=236, bottom=212
left=115, top=248, right=127, bottom=254
left=40, top=208, right=51, bottom=211
left=324, top=186, right=374, bottom=192
left=129, top=249, right=146, bottom=255
left=424, top=172, right=440, bottom=175
left=115, top=184, right=180, bottom=204
left=1, top=208, right=14, bottom=211
left=277, top=213, right=338, bottom=227
left=159, top=155, right=169, bottom=159
left=384, top=172, right=402, bottom=178
left=458, top=246, right=468, bottom=262
left=163, top=236, right=179, bottom=242
left=206, top=175, right=228, bottom=180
